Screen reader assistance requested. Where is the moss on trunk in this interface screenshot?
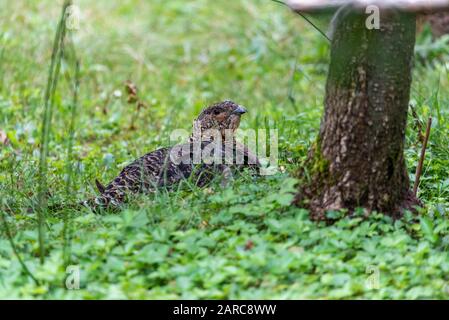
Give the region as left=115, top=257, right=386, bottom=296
left=294, top=9, right=421, bottom=220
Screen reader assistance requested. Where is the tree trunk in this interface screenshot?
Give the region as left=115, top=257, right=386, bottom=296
left=294, top=9, right=421, bottom=220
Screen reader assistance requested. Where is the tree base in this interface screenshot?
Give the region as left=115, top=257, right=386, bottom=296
left=293, top=147, right=423, bottom=221
left=294, top=189, right=422, bottom=221
left=292, top=10, right=421, bottom=222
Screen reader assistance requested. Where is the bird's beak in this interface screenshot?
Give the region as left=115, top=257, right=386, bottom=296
left=233, top=105, right=247, bottom=115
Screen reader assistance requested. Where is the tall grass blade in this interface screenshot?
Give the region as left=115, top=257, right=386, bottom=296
left=1, top=209, right=40, bottom=286
left=63, top=42, right=80, bottom=266
left=37, top=0, right=72, bottom=264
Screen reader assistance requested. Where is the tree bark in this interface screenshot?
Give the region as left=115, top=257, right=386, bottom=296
left=294, top=9, right=421, bottom=220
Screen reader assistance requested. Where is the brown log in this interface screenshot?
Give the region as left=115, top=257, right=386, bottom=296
left=287, top=0, right=449, bottom=13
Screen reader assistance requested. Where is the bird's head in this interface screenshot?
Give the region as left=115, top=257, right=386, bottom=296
left=193, top=100, right=247, bottom=139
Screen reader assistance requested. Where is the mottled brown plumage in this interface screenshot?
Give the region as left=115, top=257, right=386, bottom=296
left=82, top=100, right=259, bottom=211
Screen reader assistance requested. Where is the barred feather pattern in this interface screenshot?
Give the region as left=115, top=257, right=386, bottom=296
left=82, top=139, right=259, bottom=211
left=79, top=100, right=259, bottom=212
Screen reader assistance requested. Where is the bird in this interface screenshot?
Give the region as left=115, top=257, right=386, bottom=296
left=82, top=100, right=260, bottom=211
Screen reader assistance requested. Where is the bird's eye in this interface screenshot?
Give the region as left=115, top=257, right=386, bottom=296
left=213, top=109, right=221, bottom=115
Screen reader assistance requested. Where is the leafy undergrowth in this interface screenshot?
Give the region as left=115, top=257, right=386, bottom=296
left=0, top=0, right=449, bottom=299
left=0, top=175, right=449, bottom=299
left=1, top=174, right=449, bottom=299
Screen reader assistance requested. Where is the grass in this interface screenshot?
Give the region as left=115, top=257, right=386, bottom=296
left=0, top=0, right=448, bottom=299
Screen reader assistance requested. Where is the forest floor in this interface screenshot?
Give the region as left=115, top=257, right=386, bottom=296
left=0, top=0, right=449, bottom=299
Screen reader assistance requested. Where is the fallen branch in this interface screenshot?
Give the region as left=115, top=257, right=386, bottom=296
left=413, top=116, right=432, bottom=196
